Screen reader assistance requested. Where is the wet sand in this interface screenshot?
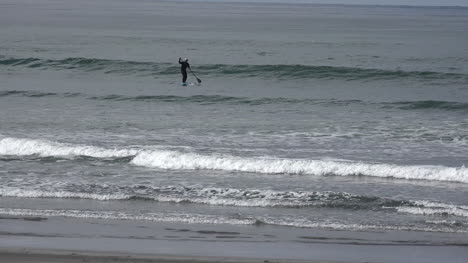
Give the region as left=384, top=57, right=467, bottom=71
left=1, top=216, right=468, bottom=263
left=0, top=249, right=321, bottom=263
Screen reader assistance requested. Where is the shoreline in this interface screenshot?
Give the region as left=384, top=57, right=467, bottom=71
left=0, top=248, right=319, bottom=263
left=1, top=215, right=468, bottom=263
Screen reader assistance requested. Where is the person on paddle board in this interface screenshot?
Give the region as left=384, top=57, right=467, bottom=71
left=179, top=57, right=190, bottom=84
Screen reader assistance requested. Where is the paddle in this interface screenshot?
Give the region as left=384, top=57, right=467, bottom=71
left=189, top=69, right=202, bottom=84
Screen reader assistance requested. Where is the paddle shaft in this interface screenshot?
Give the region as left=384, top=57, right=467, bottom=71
left=189, top=69, right=202, bottom=83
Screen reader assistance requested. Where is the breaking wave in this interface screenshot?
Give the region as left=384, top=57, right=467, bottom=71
left=1, top=137, right=467, bottom=184
left=130, top=151, right=468, bottom=183
left=0, top=137, right=138, bottom=158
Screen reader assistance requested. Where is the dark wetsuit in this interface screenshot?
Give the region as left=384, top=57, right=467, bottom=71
left=179, top=59, right=190, bottom=83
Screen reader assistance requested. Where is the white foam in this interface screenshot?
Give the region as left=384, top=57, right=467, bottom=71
left=0, top=208, right=253, bottom=225
left=0, top=137, right=137, bottom=158
left=155, top=194, right=304, bottom=207
left=397, top=201, right=468, bottom=218
left=0, top=186, right=349, bottom=208
left=1, top=136, right=467, bottom=184
left=414, top=200, right=468, bottom=210
left=131, top=150, right=468, bottom=184
left=0, top=188, right=130, bottom=201
left=397, top=207, right=468, bottom=218
left=260, top=217, right=467, bottom=233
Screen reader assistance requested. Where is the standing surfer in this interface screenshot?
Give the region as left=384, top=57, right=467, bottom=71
left=179, top=57, right=190, bottom=84
left=178, top=57, right=201, bottom=85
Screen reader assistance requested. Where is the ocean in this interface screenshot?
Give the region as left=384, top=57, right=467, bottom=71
left=1, top=0, right=468, bottom=237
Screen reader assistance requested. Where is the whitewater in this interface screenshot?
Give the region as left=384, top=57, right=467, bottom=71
left=2, top=137, right=467, bottom=183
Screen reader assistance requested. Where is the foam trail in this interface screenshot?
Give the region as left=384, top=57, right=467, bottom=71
left=0, top=188, right=130, bottom=201
left=0, top=137, right=137, bottom=158
left=0, top=208, right=252, bottom=226
left=0, top=208, right=465, bottom=233
left=3, top=186, right=467, bottom=218
left=131, top=151, right=468, bottom=184
left=0, top=186, right=365, bottom=208
left=397, top=201, right=468, bottom=218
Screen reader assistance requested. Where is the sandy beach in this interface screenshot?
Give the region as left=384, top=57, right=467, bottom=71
left=1, top=215, right=468, bottom=263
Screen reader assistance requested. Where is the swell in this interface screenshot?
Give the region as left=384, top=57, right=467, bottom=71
left=0, top=90, right=82, bottom=98
left=389, top=100, right=468, bottom=110
left=1, top=137, right=468, bottom=184
left=2, top=90, right=468, bottom=111
left=2, top=56, right=467, bottom=82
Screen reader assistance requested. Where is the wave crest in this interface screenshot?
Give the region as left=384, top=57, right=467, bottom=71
left=1, top=136, right=467, bottom=183
left=0, top=137, right=137, bottom=158
left=131, top=150, right=468, bottom=183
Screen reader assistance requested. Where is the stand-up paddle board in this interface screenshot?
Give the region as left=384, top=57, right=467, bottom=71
left=181, top=82, right=200, bottom=86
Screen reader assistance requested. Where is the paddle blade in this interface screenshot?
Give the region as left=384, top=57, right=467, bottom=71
left=196, top=78, right=202, bottom=83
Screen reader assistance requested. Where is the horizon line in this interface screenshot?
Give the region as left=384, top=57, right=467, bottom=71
left=170, top=0, right=468, bottom=8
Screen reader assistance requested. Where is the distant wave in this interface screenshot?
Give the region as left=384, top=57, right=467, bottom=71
left=2, top=56, right=467, bottom=82
left=0, top=90, right=82, bottom=98
left=1, top=137, right=467, bottom=184
left=389, top=100, right=468, bottom=111
left=2, top=90, right=468, bottom=111
left=0, top=56, right=174, bottom=76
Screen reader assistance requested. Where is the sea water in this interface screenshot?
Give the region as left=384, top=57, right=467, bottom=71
left=1, top=0, right=468, bottom=234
